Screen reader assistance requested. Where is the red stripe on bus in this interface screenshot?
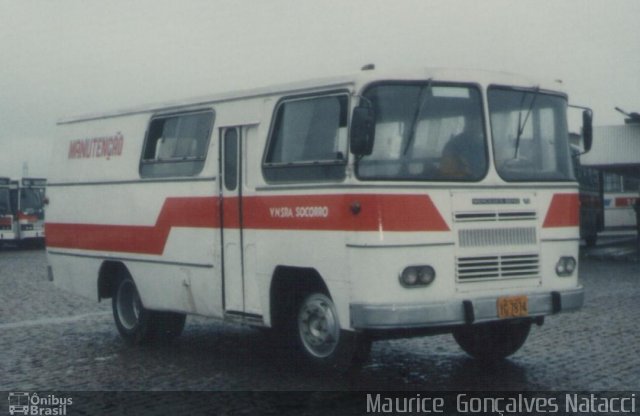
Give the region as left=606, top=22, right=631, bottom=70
left=542, top=193, right=579, bottom=228
left=46, top=197, right=219, bottom=254
left=18, top=213, right=39, bottom=222
left=243, top=194, right=449, bottom=232
left=46, top=194, right=449, bottom=254
left=615, top=197, right=637, bottom=208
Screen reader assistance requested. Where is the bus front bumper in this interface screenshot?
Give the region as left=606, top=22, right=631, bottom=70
left=350, top=287, right=584, bottom=330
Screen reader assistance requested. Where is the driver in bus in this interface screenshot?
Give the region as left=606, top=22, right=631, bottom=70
left=440, top=112, right=486, bottom=180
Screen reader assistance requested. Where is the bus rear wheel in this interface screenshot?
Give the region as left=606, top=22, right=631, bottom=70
left=112, top=276, right=185, bottom=344
left=287, top=292, right=371, bottom=370
left=452, top=320, right=531, bottom=361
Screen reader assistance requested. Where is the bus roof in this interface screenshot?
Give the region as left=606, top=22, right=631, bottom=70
left=57, top=67, right=564, bottom=125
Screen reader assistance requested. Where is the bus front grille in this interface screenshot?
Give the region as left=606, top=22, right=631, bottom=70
left=458, top=227, right=536, bottom=247
left=454, top=211, right=537, bottom=223
left=456, top=254, right=539, bottom=281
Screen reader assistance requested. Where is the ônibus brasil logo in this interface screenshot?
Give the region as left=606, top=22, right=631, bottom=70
left=8, top=392, right=72, bottom=416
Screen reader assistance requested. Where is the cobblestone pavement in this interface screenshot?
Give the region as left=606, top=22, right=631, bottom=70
left=1, top=245, right=638, bottom=396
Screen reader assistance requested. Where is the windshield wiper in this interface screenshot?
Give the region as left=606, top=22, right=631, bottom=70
left=403, top=79, right=433, bottom=155
left=513, top=86, right=540, bottom=158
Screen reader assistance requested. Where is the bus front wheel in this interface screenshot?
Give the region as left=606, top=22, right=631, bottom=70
left=288, top=292, right=371, bottom=370
left=452, top=320, right=531, bottom=361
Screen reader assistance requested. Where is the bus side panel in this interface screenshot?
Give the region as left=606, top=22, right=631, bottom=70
left=126, top=261, right=221, bottom=316
left=47, top=113, right=223, bottom=318
left=249, top=228, right=350, bottom=328
left=47, top=253, right=102, bottom=301
left=48, top=115, right=148, bottom=184
left=46, top=183, right=223, bottom=317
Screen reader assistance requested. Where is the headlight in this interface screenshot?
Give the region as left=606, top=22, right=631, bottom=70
left=400, top=266, right=436, bottom=288
left=555, top=256, right=577, bottom=277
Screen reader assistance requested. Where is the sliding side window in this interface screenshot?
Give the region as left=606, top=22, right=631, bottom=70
left=140, top=110, right=214, bottom=178
left=263, top=94, right=348, bottom=182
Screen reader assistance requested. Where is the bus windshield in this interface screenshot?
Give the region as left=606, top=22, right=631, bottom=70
left=488, top=87, right=574, bottom=181
left=356, top=83, right=488, bottom=181
left=0, top=188, right=10, bottom=215
left=21, top=188, right=45, bottom=217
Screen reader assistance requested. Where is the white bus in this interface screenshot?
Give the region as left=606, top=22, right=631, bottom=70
left=11, top=178, right=47, bottom=247
left=46, top=67, right=590, bottom=368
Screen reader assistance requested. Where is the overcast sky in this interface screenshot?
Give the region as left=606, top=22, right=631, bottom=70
left=1, top=0, right=638, bottom=178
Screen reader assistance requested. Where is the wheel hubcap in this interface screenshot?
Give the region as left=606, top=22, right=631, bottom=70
left=298, top=294, right=340, bottom=358
left=116, top=280, right=142, bottom=330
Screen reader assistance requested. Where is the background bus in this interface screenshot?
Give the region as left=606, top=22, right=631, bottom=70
left=10, top=178, right=47, bottom=247
left=571, top=146, right=604, bottom=246
left=602, top=172, right=639, bottom=231
left=0, top=178, right=18, bottom=244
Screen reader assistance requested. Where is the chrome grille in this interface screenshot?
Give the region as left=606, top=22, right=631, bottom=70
left=454, top=211, right=536, bottom=222
left=459, top=227, right=536, bottom=247
left=457, top=254, right=539, bottom=281
left=498, top=211, right=536, bottom=221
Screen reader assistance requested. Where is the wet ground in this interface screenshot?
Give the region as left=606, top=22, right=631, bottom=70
left=1, top=239, right=638, bottom=414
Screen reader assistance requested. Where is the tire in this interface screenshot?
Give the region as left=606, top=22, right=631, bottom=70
left=286, top=292, right=371, bottom=370
left=112, top=276, right=155, bottom=345
left=112, top=277, right=187, bottom=344
left=452, top=320, right=531, bottom=361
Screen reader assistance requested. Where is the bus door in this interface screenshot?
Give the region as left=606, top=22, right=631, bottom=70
left=219, top=127, right=245, bottom=314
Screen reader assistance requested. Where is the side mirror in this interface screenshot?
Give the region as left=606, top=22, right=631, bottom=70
left=582, top=110, right=593, bottom=152
left=350, top=106, right=376, bottom=156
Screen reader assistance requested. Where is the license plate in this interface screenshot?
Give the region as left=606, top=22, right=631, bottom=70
left=497, top=295, right=528, bottom=318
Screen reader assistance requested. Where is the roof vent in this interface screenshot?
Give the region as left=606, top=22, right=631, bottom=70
left=361, top=63, right=375, bottom=71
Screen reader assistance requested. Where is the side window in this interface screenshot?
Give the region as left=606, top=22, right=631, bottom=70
left=263, top=94, right=348, bottom=182
left=140, top=111, right=214, bottom=178
left=223, top=128, right=239, bottom=191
